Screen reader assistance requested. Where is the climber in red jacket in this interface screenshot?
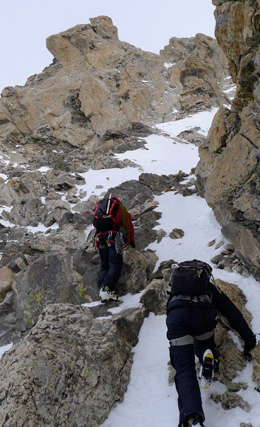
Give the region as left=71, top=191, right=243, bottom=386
left=92, top=195, right=135, bottom=302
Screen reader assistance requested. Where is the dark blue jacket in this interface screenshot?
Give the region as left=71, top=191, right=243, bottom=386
left=167, top=281, right=255, bottom=344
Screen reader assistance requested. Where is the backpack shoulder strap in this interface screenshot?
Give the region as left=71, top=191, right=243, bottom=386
left=108, top=198, right=120, bottom=215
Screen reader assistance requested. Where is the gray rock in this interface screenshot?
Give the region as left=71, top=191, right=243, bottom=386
left=13, top=250, right=98, bottom=332
left=140, top=278, right=169, bottom=315
left=140, top=263, right=173, bottom=315
left=169, top=228, right=185, bottom=239
left=210, top=391, right=251, bottom=412
left=0, top=303, right=146, bottom=427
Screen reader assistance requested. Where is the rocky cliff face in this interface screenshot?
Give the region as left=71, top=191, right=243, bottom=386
left=0, top=13, right=256, bottom=426
left=0, top=16, right=228, bottom=152
left=196, top=0, right=260, bottom=280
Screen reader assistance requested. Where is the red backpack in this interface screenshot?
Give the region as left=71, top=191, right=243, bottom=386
left=93, top=196, right=121, bottom=232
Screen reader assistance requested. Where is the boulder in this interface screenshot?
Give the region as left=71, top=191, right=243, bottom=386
left=12, top=250, right=97, bottom=331
left=0, top=303, right=147, bottom=427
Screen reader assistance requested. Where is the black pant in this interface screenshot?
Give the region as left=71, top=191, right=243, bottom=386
left=166, top=301, right=216, bottom=425
left=98, top=237, right=123, bottom=292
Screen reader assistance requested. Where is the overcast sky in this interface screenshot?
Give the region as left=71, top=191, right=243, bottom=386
left=1, top=0, right=215, bottom=92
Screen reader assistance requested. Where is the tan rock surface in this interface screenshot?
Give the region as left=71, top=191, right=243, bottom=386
left=160, top=33, right=230, bottom=115
left=0, top=17, right=230, bottom=153
left=0, top=266, right=14, bottom=302
left=196, top=0, right=260, bottom=279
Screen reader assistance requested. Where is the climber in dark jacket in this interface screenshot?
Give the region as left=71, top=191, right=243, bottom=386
left=166, top=280, right=256, bottom=427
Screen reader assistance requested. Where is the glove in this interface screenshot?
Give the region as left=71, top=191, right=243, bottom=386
left=244, top=335, right=256, bottom=359
left=130, top=242, right=135, bottom=248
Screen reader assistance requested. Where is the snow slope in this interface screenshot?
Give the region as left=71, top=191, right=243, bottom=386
left=100, top=109, right=260, bottom=427
left=1, top=109, right=260, bottom=426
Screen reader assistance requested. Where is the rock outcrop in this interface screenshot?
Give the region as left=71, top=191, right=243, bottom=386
left=196, top=0, right=260, bottom=280
left=0, top=16, right=229, bottom=155
left=0, top=304, right=146, bottom=427
left=160, top=33, right=231, bottom=115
